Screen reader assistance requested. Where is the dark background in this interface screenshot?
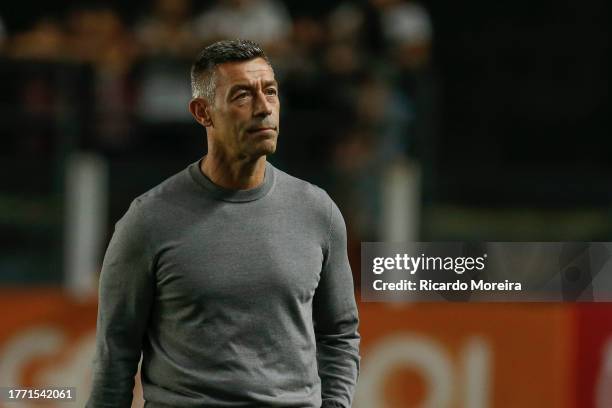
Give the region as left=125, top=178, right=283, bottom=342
left=1, top=0, right=611, bottom=284
left=2, top=0, right=610, bottom=206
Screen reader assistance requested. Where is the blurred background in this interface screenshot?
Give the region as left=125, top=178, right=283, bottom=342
left=0, top=0, right=610, bottom=407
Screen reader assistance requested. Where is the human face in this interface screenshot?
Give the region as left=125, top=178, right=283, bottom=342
left=209, top=57, right=280, bottom=161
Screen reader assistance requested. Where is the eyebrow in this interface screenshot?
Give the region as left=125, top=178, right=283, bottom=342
left=228, top=80, right=278, bottom=97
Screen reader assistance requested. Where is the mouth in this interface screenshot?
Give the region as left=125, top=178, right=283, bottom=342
left=247, top=127, right=276, bottom=134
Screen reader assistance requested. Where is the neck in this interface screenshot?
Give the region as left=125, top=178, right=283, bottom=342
left=200, top=148, right=267, bottom=190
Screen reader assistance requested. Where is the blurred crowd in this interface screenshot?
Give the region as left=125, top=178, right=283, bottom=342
left=0, top=0, right=434, bottom=244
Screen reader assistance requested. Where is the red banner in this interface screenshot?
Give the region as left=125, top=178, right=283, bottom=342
left=2, top=290, right=610, bottom=407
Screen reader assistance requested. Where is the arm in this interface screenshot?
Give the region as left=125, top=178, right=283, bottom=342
left=87, top=199, right=155, bottom=408
left=313, top=198, right=361, bottom=408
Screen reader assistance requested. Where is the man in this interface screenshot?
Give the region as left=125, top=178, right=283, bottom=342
left=87, top=39, right=360, bottom=407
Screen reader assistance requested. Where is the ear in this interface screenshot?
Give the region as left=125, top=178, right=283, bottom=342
left=189, top=98, right=213, bottom=127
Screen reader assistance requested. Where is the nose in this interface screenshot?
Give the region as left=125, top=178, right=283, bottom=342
left=253, top=90, right=273, bottom=117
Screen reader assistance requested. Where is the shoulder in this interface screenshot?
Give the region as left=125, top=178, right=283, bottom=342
left=271, top=164, right=344, bottom=234
left=121, top=165, right=194, bottom=225
left=272, top=166, right=349, bottom=253
left=272, top=164, right=334, bottom=210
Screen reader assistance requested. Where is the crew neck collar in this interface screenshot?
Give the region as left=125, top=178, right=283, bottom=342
left=188, top=157, right=275, bottom=202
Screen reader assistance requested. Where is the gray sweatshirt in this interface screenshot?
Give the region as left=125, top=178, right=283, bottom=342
left=86, top=159, right=360, bottom=408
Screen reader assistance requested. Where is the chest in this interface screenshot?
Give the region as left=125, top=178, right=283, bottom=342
left=154, top=208, right=325, bottom=306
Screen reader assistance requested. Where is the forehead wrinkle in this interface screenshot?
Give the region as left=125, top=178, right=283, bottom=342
left=222, top=67, right=274, bottom=82
left=228, top=72, right=276, bottom=86
left=217, top=72, right=274, bottom=85
left=244, top=67, right=274, bottom=75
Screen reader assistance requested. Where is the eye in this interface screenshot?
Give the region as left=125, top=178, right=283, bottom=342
left=265, top=88, right=278, bottom=96
left=235, top=92, right=249, bottom=99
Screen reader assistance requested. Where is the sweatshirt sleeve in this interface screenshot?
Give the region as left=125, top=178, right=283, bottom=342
left=313, top=197, right=361, bottom=408
left=87, top=199, right=155, bottom=408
